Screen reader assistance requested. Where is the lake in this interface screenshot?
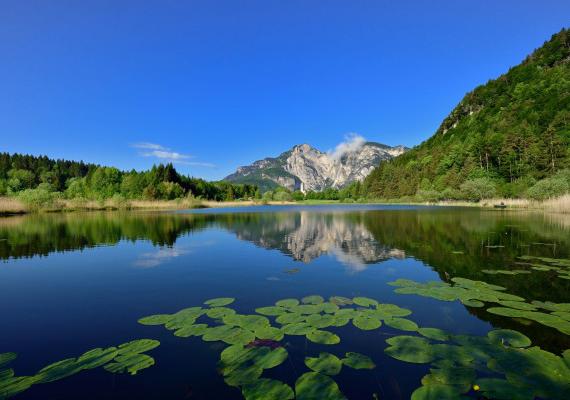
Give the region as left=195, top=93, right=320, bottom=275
left=1, top=205, right=570, bottom=399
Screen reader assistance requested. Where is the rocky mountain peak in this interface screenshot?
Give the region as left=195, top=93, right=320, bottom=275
left=225, top=140, right=408, bottom=192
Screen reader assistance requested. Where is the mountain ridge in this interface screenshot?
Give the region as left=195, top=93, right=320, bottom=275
left=225, top=141, right=407, bottom=192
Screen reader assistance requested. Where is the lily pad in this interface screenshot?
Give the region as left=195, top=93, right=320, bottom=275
left=276, top=313, right=306, bottom=325
left=255, top=326, right=284, bottom=341
left=496, top=301, right=537, bottom=311
left=353, top=315, right=381, bottom=331
left=476, top=378, right=534, bottom=400
left=329, top=296, right=353, bottom=306
left=302, top=295, right=324, bottom=305
left=410, top=384, right=464, bottom=400
left=0, top=376, right=35, bottom=399
left=118, top=339, right=160, bottom=355
left=460, top=298, right=485, bottom=307
left=204, top=297, right=235, bottom=307
left=255, top=306, right=287, bottom=316
left=418, top=328, right=450, bottom=341
left=376, top=304, right=412, bottom=317
left=282, top=322, right=315, bottom=336
left=34, top=358, right=83, bottom=383
left=353, top=296, right=378, bottom=307
left=137, top=314, right=172, bottom=326
left=77, top=347, right=118, bottom=369
left=305, top=352, right=342, bottom=375
left=242, top=378, right=294, bottom=400
left=384, top=317, right=419, bottom=332
left=385, top=336, right=433, bottom=364
left=306, top=314, right=336, bottom=329
left=275, top=299, right=299, bottom=308
left=252, top=347, right=288, bottom=369
left=104, top=353, right=155, bottom=375
left=307, top=330, right=340, bottom=345
left=487, top=329, right=531, bottom=348
left=174, top=323, right=209, bottom=337
left=295, top=372, right=346, bottom=400
left=342, top=352, right=375, bottom=369
left=0, top=353, right=17, bottom=368
left=224, top=364, right=263, bottom=387
left=206, top=307, right=236, bottom=319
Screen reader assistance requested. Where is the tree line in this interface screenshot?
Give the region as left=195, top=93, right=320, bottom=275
left=0, top=152, right=259, bottom=201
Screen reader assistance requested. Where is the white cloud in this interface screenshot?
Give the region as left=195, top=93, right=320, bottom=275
left=328, top=133, right=366, bottom=161
left=133, top=247, right=188, bottom=268
left=130, top=142, right=216, bottom=167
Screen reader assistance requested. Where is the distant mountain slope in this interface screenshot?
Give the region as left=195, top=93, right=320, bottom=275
left=364, top=29, right=570, bottom=199
left=225, top=142, right=406, bottom=192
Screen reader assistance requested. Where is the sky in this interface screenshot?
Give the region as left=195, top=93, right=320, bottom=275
left=1, top=1, right=569, bottom=180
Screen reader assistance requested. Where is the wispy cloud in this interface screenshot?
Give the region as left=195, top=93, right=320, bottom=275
left=133, top=247, right=188, bottom=268
left=328, top=133, right=366, bottom=161
left=131, top=142, right=215, bottom=167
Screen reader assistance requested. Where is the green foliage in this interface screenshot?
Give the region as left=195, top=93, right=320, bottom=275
left=526, top=169, right=570, bottom=200
left=17, top=188, right=61, bottom=211
left=0, top=153, right=258, bottom=202
left=459, top=178, right=497, bottom=201
left=364, top=29, right=570, bottom=200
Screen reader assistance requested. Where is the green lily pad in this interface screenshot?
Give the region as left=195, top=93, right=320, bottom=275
left=487, top=329, right=531, bottom=348
left=306, top=314, right=336, bottom=329
left=305, top=352, right=342, bottom=375
left=137, top=314, right=172, bottom=326
left=331, top=315, right=351, bottom=327
left=421, top=367, right=475, bottom=390
left=222, top=328, right=256, bottom=345
left=353, top=297, right=378, bottom=307
left=174, top=323, right=209, bottom=337
left=376, top=304, right=412, bottom=317
left=202, top=325, right=237, bottom=341
left=0, top=376, right=35, bottom=399
left=0, top=353, right=17, bottom=368
left=496, top=301, right=537, bottom=311
left=255, top=326, right=284, bottom=341
left=384, top=317, right=419, bottom=332
left=329, top=296, right=353, bottom=306
left=353, top=315, right=381, bottom=331
left=460, top=298, right=485, bottom=307
left=252, top=347, right=288, bottom=369
left=275, top=299, right=299, bottom=308
left=385, top=336, right=434, bottom=364
left=320, top=302, right=340, bottom=314
left=34, top=358, right=83, bottom=383
left=295, top=372, right=346, bottom=400
left=224, top=364, right=263, bottom=387
left=255, top=306, right=287, bottom=316
left=282, top=322, right=315, bottom=335
left=307, top=330, right=340, bottom=345
left=276, top=313, right=306, bottom=325
left=77, top=347, right=118, bottom=369
left=104, top=353, right=155, bottom=375
left=410, top=384, right=464, bottom=400
left=206, top=307, right=236, bottom=319
left=302, top=295, right=324, bottom=305
left=242, top=378, right=294, bottom=400
left=341, top=352, right=375, bottom=369
left=418, top=328, right=450, bottom=341
left=476, top=378, right=534, bottom=400
left=204, top=297, right=235, bottom=307
left=118, top=339, right=160, bottom=355
left=292, top=304, right=323, bottom=315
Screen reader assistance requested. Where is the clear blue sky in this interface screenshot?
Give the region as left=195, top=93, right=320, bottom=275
left=1, top=1, right=568, bottom=180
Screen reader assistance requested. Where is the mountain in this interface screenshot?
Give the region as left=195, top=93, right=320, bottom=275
left=363, top=29, right=570, bottom=199
left=225, top=142, right=406, bottom=192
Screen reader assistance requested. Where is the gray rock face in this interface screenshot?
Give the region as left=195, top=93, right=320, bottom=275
left=225, top=142, right=406, bottom=192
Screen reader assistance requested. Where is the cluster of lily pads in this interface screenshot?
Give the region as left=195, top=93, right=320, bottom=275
left=479, top=255, right=570, bottom=280
left=0, top=339, right=159, bottom=399
left=138, top=295, right=422, bottom=399
left=389, top=277, right=570, bottom=335
left=384, top=328, right=570, bottom=399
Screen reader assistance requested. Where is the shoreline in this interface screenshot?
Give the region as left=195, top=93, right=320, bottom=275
left=1, top=195, right=568, bottom=216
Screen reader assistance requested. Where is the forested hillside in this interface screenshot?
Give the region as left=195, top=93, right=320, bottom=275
left=364, top=29, right=570, bottom=201
left=0, top=153, right=258, bottom=201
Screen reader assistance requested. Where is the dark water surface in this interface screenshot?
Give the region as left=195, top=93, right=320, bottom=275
left=1, top=205, right=570, bottom=399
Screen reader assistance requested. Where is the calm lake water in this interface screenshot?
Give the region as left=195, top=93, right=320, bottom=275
left=1, top=205, right=570, bottom=399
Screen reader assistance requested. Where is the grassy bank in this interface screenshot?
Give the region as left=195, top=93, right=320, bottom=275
left=2, top=194, right=569, bottom=215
